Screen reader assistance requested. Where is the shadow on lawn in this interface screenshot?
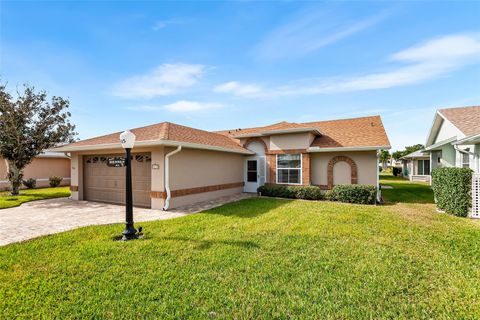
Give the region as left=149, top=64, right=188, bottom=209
left=204, top=197, right=291, bottom=218
left=161, top=236, right=260, bottom=250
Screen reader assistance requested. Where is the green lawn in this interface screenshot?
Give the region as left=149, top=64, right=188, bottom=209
left=0, top=187, right=71, bottom=209
left=380, top=174, right=434, bottom=204
left=1, top=178, right=480, bottom=318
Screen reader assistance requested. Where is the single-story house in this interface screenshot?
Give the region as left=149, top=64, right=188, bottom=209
left=54, top=115, right=391, bottom=210
left=423, top=105, right=480, bottom=218
left=0, top=152, right=71, bottom=191
left=424, top=106, right=480, bottom=173
left=401, top=150, right=431, bottom=182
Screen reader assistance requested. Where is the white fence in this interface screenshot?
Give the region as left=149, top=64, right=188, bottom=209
left=472, top=173, right=480, bottom=218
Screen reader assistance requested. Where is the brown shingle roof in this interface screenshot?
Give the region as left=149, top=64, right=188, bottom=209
left=216, top=121, right=315, bottom=137
left=62, top=122, right=249, bottom=152
left=306, top=116, right=390, bottom=148
left=438, top=106, right=480, bottom=136
left=218, top=116, right=390, bottom=149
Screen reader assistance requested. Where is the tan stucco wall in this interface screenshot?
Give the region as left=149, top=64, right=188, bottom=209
left=170, top=187, right=243, bottom=208
left=0, top=157, right=70, bottom=190
left=311, top=151, right=378, bottom=186
left=269, top=133, right=312, bottom=151
left=69, top=146, right=244, bottom=209
left=168, top=148, right=243, bottom=190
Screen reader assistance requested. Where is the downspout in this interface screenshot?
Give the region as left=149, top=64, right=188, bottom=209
left=163, top=145, right=182, bottom=211
left=376, top=150, right=380, bottom=204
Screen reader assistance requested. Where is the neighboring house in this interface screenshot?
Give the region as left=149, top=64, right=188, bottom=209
left=0, top=152, right=71, bottom=191
left=424, top=106, right=480, bottom=173
left=424, top=105, right=480, bottom=218
left=401, top=150, right=431, bottom=182
left=54, top=115, right=390, bottom=210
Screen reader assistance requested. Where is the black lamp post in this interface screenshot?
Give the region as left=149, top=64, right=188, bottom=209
left=120, top=130, right=137, bottom=241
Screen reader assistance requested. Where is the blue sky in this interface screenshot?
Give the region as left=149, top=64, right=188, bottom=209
left=1, top=1, right=479, bottom=151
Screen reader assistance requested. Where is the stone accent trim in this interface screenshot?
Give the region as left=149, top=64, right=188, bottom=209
left=267, top=149, right=308, bottom=155
left=327, top=155, right=358, bottom=189
left=150, top=182, right=244, bottom=199
left=301, top=153, right=311, bottom=185
left=70, top=185, right=79, bottom=192
left=267, top=154, right=276, bottom=184
left=243, top=137, right=268, bottom=153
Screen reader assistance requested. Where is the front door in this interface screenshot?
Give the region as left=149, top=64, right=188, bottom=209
left=244, top=157, right=265, bottom=193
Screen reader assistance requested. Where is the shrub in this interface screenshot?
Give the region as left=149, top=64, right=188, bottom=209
left=328, top=184, right=377, bottom=205
left=392, top=167, right=402, bottom=176
left=378, top=166, right=383, bottom=172
left=324, top=190, right=336, bottom=201
left=49, top=176, right=63, bottom=187
left=22, top=178, right=36, bottom=189
left=258, top=184, right=324, bottom=200
left=431, top=167, right=472, bottom=217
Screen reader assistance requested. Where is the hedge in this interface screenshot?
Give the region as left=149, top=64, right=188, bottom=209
left=327, top=184, right=377, bottom=205
left=257, top=184, right=377, bottom=204
left=431, top=167, right=472, bottom=217
left=257, top=184, right=323, bottom=200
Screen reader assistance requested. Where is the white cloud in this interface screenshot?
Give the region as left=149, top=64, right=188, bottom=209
left=213, top=81, right=262, bottom=97
left=152, top=18, right=187, bottom=31
left=128, top=100, right=224, bottom=113
left=254, top=8, right=388, bottom=60
left=218, top=33, right=480, bottom=98
left=112, top=63, right=206, bottom=99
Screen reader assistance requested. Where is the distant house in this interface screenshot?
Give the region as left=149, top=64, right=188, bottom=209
left=0, top=152, right=71, bottom=191
left=401, top=150, right=431, bottom=182
left=424, top=106, right=480, bottom=173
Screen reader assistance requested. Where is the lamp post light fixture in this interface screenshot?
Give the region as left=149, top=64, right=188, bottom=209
left=120, top=130, right=137, bottom=241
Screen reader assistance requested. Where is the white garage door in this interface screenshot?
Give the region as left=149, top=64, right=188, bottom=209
left=83, top=153, right=151, bottom=208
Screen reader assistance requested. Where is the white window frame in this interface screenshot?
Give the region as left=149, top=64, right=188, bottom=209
left=462, top=152, right=470, bottom=168
left=417, top=159, right=430, bottom=175
left=276, top=154, right=302, bottom=185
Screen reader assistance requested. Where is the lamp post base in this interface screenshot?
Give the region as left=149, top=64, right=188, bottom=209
left=121, top=225, right=138, bottom=241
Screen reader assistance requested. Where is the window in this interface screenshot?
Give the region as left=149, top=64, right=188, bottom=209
left=417, top=160, right=430, bottom=175
left=247, top=160, right=257, bottom=182
left=462, top=152, right=470, bottom=168
left=276, top=154, right=302, bottom=184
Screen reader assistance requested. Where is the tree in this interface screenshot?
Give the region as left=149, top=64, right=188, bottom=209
left=0, top=83, right=76, bottom=195
left=392, top=144, right=425, bottom=160
left=379, top=149, right=390, bottom=169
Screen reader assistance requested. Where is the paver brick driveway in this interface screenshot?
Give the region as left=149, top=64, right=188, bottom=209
left=0, top=198, right=187, bottom=246
left=0, top=193, right=255, bottom=246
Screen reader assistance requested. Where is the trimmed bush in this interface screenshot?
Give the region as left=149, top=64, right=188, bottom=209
left=258, top=184, right=324, bottom=200
left=49, top=176, right=63, bottom=188
left=22, top=178, right=36, bottom=189
left=392, top=167, right=402, bottom=176
left=431, top=167, right=472, bottom=217
left=328, top=184, right=377, bottom=205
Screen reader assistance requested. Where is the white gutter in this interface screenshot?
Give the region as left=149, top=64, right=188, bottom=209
left=163, top=145, right=182, bottom=211
left=51, top=140, right=253, bottom=155
left=307, top=146, right=390, bottom=152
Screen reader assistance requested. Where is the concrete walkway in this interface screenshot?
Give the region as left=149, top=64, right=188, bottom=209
left=0, top=193, right=256, bottom=246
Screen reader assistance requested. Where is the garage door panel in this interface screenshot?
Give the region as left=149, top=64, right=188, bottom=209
left=84, top=153, right=151, bottom=208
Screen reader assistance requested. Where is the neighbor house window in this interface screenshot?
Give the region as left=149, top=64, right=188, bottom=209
left=462, top=152, right=470, bottom=168
left=276, top=154, right=302, bottom=184
left=417, top=160, right=430, bottom=175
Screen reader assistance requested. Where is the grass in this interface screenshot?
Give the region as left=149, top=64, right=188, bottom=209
left=380, top=174, right=434, bottom=204
left=0, top=187, right=71, bottom=209
left=1, top=177, right=480, bottom=318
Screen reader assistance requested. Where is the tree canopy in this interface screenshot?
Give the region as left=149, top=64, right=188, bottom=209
left=392, top=144, right=425, bottom=160
left=0, top=83, right=76, bottom=194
